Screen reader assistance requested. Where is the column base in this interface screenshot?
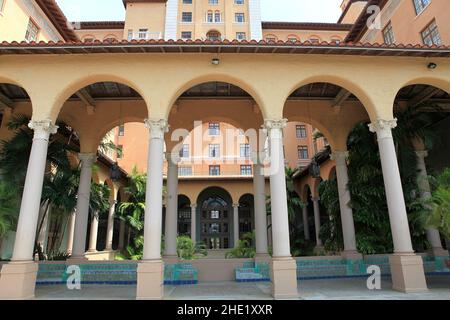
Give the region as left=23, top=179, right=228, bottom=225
left=389, top=254, right=428, bottom=293
left=0, top=261, right=38, bottom=299
left=67, top=256, right=89, bottom=265
left=429, top=247, right=449, bottom=258
left=271, top=257, right=298, bottom=300
left=341, top=250, right=363, bottom=260
left=136, top=260, right=164, bottom=300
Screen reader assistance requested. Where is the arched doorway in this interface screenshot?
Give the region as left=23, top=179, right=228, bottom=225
left=177, top=195, right=191, bottom=237
left=197, top=187, right=233, bottom=249
left=238, top=194, right=254, bottom=243
left=206, top=30, right=221, bottom=41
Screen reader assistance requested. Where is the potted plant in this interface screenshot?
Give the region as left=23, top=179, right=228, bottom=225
left=423, top=168, right=450, bottom=268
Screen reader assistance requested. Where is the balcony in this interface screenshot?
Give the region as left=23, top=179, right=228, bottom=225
left=128, top=31, right=162, bottom=41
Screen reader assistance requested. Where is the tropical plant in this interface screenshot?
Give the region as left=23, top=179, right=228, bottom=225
left=176, top=236, right=207, bottom=260
left=225, top=231, right=256, bottom=259
left=0, top=181, right=20, bottom=237
left=422, top=168, right=450, bottom=241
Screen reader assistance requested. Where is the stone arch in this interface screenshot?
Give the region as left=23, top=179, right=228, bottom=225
left=396, top=77, right=450, bottom=96
left=50, top=75, right=151, bottom=122
left=196, top=186, right=234, bottom=205
left=165, top=75, right=268, bottom=120
left=312, top=177, right=323, bottom=198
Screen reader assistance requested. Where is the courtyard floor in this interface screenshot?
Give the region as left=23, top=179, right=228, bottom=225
left=34, top=275, right=450, bottom=300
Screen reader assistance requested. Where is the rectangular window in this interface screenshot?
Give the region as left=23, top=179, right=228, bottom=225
left=296, top=125, right=307, bottom=139
left=421, top=20, right=442, bottom=46
left=214, top=12, right=221, bottom=23
left=298, top=146, right=309, bottom=160
left=240, top=165, right=252, bottom=175
left=127, top=29, right=133, bottom=41
left=235, top=0, right=244, bottom=4
left=240, top=143, right=250, bottom=158
left=209, top=144, right=220, bottom=158
left=208, top=122, right=220, bottom=135
left=118, top=125, right=125, bottom=136
left=236, top=32, right=246, bottom=40
left=182, top=12, right=193, bottom=23
left=138, top=29, right=148, bottom=39
left=235, top=13, right=245, bottom=23
left=181, top=31, right=192, bottom=39
left=209, top=0, right=219, bottom=4
left=178, top=166, right=193, bottom=176
left=183, top=0, right=193, bottom=4
left=179, top=144, right=190, bottom=158
left=209, top=165, right=220, bottom=176
left=25, top=18, right=39, bottom=42
left=382, top=22, right=395, bottom=45
left=413, top=0, right=431, bottom=15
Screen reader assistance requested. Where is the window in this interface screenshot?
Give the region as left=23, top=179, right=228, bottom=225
left=296, top=125, right=307, bottom=138
left=138, top=28, right=148, bottom=39
left=179, top=144, right=190, bottom=158
left=214, top=11, right=221, bottom=23
left=183, top=0, right=192, bottom=4
left=209, top=0, right=219, bottom=4
left=208, top=122, right=220, bottom=135
left=235, top=0, right=244, bottom=4
left=382, top=22, right=395, bottom=45
left=235, top=13, right=245, bottom=23
left=209, top=144, right=220, bottom=158
left=207, top=11, right=213, bottom=22
left=309, top=37, right=320, bottom=44
left=298, top=146, right=309, bottom=160
left=421, top=20, right=442, bottom=46
left=265, top=36, right=277, bottom=42
left=240, top=165, right=252, bottom=175
left=236, top=32, right=246, bottom=40
left=240, top=143, right=250, bottom=158
left=178, top=166, right=193, bottom=176
left=209, top=165, right=220, bottom=176
left=25, top=18, right=39, bottom=42
left=181, top=31, right=192, bottom=39
left=182, top=12, right=193, bottom=23
left=118, top=125, right=125, bottom=136
left=117, top=145, right=123, bottom=159
left=127, top=29, right=133, bottom=40
left=413, top=0, right=431, bottom=15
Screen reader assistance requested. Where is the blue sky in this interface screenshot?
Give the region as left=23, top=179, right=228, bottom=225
left=56, top=0, right=343, bottom=23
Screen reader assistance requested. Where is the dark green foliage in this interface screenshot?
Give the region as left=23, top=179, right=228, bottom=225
left=225, top=231, right=256, bottom=259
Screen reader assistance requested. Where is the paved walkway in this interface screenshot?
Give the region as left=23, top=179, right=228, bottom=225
left=34, top=275, right=450, bottom=300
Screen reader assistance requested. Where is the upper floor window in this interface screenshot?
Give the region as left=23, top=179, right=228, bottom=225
left=413, top=0, right=431, bottom=15
left=207, top=11, right=213, bottom=22
left=179, top=144, right=190, bottom=158
left=179, top=166, right=193, bottom=176
left=296, top=125, right=307, bottom=139
left=265, top=35, right=277, bottom=42
left=236, top=32, right=246, bottom=41
left=209, top=144, right=220, bottom=158
left=208, top=122, right=220, bottom=135
left=309, top=37, right=320, bottom=44
left=421, top=20, right=442, bottom=46
left=183, top=0, right=193, bottom=4
left=209, top=165, right=220, bottom=176
left=235, top=0, right=244, bottom=4
left=214, top=11, right=221, bottom=23
left=138, top=28, right=148, bottom=39
left=240, top=165, right=252, bottom=176
left=182, top=12, right=193, bottom=23
left=235, top=13, right=245, bottom=23
left=298, top=146, right=309, bottom=160
left=382, top=22, right=395, bottom=45
left=127, top=29, right=133, bottom=41
left=181, top=31, right=192, bottom=39
left=25, top=18, right=39, bottom=42
left=209, top=0, right=219, bottom=5
left=240, top=143, right=250, bottom=158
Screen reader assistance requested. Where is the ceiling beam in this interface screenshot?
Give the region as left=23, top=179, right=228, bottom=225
left=0, top=92, right=14, bottom=109
left=333, top=88, right=351, bottom=108
left=407, top=87, right=441, bottom=108
left=76, top=88, right=96, bottom=107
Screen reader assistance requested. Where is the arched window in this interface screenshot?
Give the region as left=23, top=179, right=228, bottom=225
left=207, top=10, right=213, bottom=23
left=214, top=11, right=221, bottom=23
left=265, top=34, right=278, bottom=42
left=206, top=30, right=221, bottom=41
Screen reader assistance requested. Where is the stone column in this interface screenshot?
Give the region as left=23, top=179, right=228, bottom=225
left=301, top=205, right=310, bottom=241
left=137, top=119, right=168, bottom=300
left=253, top=163, right=269, bottom=256
left=369, top=119, right=427, bottom=292
left=118, top=220, right=126, bottom=250
left=70, top=153, right=96, bottom=260
left=87, top=213, right=99, bottom=252
left=312, top=196, right=323, bottom=248
left=164, top=153, right=179, bottom=258
left=233, top=203, right=240, bottom=247
left=0, top=120, right=58, bottom=300
left=190, top=204, right=197, bottom=244
left=105, top=200, right=116, bottom=251
left=66, top=210, right=76, bottom=254
left=264, top=119, right=298, bottom=299
left=415, top=150, right=448, bottom=257
left=331, top=151, right=361, bottom=259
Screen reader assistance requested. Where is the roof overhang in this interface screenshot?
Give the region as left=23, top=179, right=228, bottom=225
left=1, top=40, right=449, bottom=57
left=35, top=0, right=79, bottom=42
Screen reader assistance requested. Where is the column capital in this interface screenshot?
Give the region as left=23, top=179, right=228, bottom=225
left=78, top=153, right=97, bottom=166
left=28, top=120, right=58, bottom=140
left=190, top=203, right=197, bottom=209
left=145, top=119, right=169, bottom=139
left=311, top=196, right=320, bottom=202
left=330, top=150, right=349, bottom=165
left=415, top=150, right=428, bottom=159
left=263, top=118, right=288, bottom=131
left=233, top=203, right=240, bottom=209
left=368, top=119, right=397, bottom=139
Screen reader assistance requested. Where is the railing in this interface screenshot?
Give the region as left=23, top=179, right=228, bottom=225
left=128, top=32, right=163, bottom=41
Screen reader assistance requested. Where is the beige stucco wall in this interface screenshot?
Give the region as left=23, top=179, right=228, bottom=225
left=124, top=2, right=166, bottom=40
left=74, top=29, right=124, bottom=42
left=262, top=29, right=346, bottom=43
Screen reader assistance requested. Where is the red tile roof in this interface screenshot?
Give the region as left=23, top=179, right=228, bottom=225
left=35, top=0, right=79, bottom=42
left=0, top=39, right=449, bottom=57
